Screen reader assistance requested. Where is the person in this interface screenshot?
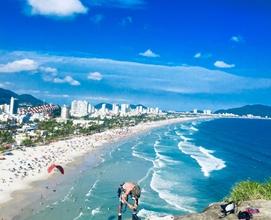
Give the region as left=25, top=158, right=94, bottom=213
left=117, top=182, right=141, bottom=220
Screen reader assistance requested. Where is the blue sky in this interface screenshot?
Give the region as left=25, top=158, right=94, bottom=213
left=0, top=0, right=271, bottom=110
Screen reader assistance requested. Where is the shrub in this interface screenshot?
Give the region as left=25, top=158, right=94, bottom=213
left=227, top=179, right=271, bottom=202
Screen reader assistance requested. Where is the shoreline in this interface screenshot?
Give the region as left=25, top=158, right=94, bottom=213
left=0, top=116, right=209, bottom=219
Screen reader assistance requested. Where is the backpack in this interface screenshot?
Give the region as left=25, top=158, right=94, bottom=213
left=220, top=201, right=235, bottom=216
left=238, top=211, right=252, bottom=220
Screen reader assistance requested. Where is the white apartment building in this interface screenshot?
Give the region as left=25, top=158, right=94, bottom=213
left=112, top=104, right=119, bottom=115
left=70, top=100, right=89, bottom=117
left=9, top=97, right=15, bottom=115
left=135, top=106, right=143, bottom=114
left=120, top=104, right=130, bottom=116
left=193, top=109, right=198, bottom=114
left=88, top=104, right=95, bottom=114
left=203, top=109, right=212, bottom=115
left=0, top=104, right=10, bottom=113
left=100, top=103, right=107, bottom=114
left=61, top=105, right=70, bottom=119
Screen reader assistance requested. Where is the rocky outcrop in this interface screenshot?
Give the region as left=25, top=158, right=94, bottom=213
left=173, top=200, right=271, bottom=220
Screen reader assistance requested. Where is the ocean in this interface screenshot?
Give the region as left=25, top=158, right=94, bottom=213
left=18, top=118, right=271, bottom=220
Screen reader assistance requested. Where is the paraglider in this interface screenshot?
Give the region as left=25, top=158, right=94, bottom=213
left=47, top=164, right=64, bottom=175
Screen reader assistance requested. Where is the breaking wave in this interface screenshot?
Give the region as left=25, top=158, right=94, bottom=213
left=85, top=180, right=99, bottom=197
left=72, top=212, right=83, bottom=220
left=138, top=209, right=173, bottom=219
left=91, top=207, right=101, bottom=216
left=61, top=186, right=74, bottom=202
left=150, top=172, right=196, bottom=213
left=178, top=139, right=226, bottom=177
left=147, top=136, right=197, bottom=213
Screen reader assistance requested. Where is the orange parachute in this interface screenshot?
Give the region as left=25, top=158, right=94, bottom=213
left=47, top=164, right=64, bottom=175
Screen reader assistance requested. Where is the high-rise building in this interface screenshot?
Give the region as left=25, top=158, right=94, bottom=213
left=70, top=100, right=89, bottom=117
left=101, top=103, right=107, bottom=114
left=0, top=104, right=7, bottom=113
left=193, top=109, right=198, bottom=114
left=155, top=107, right=159, bottom=114
left=112, top=104, right=119, bottom=115
left=88, top=104, right=95, bottom=114
left=135, top=105, right=143, bottom=114
left=121, top=104, right=130, bottom=116
left=9, top=97, right=17, bottom=115
left=61, top=105, right=70, bottom=119
left=203, top=109, right=212, bottom=115
left=3, top=104, right=10, bottom=113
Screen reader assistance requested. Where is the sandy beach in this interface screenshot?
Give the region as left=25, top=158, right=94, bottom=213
left=0, top=117, right=204, bottom=210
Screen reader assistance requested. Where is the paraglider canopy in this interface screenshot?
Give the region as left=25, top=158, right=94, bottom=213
left=48, top=164, right=64, bottom=175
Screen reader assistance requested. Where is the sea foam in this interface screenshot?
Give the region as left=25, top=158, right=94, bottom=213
left=85, top=180, right=99, bottom=197
left=132, top=150, right=153, bottom=162
left=61, top=186, right=74, bottom=202
left=91, top=207, right=101, bottom=216
left=150, top=172, right=196, bottom=213
left=149, top=136, right=196, bottom=213
left=178, top=141, right=226, bottom=177
left=138, top=209, right=173, bottom=219
left=72, top=212, right=83, bottom=220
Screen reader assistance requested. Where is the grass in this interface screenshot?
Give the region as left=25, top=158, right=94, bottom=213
left=227, top=179, right=271, bottom=202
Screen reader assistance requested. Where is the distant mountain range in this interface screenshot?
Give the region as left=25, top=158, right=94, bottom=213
left=0, top=88, right=148, bottom=110
left=215, top=104, right=271, bottom=117
left=2, top=87, right=270, bottom=117
left=0, top=88, right=44, bottom=107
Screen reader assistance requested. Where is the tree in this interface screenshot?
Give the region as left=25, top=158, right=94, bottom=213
left=0, top=130, right=14, bottom=145
left=22, top=138, right=33, bottom=147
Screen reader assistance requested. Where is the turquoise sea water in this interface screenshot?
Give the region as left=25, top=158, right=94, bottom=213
left=19, top=118, right=271, bottom=220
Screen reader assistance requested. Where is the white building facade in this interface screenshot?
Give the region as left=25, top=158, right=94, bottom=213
left=120, top=104, right=130, bottom=116
left=70, top=100, right=89, bottom=117
left=61, top=105, right=70, bottom=119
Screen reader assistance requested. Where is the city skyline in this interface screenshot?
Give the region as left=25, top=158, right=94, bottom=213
left=1, top=1, right=271, bottom=110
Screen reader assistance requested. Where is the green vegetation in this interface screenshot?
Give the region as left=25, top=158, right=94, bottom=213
left=0, top=130, right=14, bottom=151
left=0, top=112, right=182, bottom=150
left=227, top=180, right=271, bottom=202
left=0, top=130, right=14, bottom=143
left=21, top=138, right=34, bottom=147
left=0, top=146, right=5, bottom=152
left=34, top=114, right=174, bottom=144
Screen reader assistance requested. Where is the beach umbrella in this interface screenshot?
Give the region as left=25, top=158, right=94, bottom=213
left=47, top=164, right=64, bottom=175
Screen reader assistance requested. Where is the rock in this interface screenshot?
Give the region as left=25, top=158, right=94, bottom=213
left=173, top=200, right=271, bottom=220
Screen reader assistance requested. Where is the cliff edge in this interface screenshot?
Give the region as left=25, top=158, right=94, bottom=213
left=175, top=200, right=271, bottom=220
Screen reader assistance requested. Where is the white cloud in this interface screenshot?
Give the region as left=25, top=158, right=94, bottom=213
left=231, top=35, right=243, bottom=43
left=27, top=0, right=88, bottom=17
left=87, top=72, right=103, bottom=81
left=45, top=93, right=70, bottom=98
left=121, top=16, right=133, bottom=26
left=53, top=76, right=80, bottom=86
left=89, top=0, right=144, bottom=8
left=39, top=66, right=58, bottom=74
left=4, top=50, right=271, bottom=95
left=194, top=52, right=201, bottom=58
left=194, top=52, right=212, bottom=59
left=214, top=60, right=235, bottom=68
left=139, top=49, right=160, bottom=58
left=0, top=59, right=38, bottom=73
left=90, top=14, right=104, bottom=24
left=40, top=66, right=80, bottom=86
left=0, top=82, right=13, bottom=88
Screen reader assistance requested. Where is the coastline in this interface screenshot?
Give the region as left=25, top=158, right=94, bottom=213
left=0, top=116, right=208, bottom=219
